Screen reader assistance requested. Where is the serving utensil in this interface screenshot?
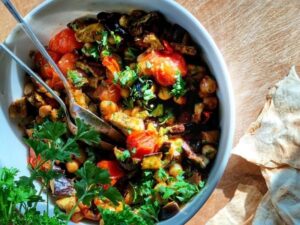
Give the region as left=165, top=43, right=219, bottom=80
left=0, top=43, right=117, bottom=150
left=1, top=0, right=124, bottom=144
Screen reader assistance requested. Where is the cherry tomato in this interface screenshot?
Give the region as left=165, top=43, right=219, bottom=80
left=126, top=130, right=159, bottom=159
left=97, top=160, right=124, bottom=186
left=28, top=148, right=51, bottom=171
left=34, top=50, right=61, bottom=79
left=137, top=41, right=187, bottom=86
left=48, top=28, right=82, bottom=54
left=58, top=53, right=77, bottom=75
left=102, top=56, right=121, bottom=82
left=96, top=82, right=121, bottom=103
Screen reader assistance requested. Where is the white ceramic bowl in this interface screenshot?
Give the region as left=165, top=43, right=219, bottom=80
left=0, top=0, right=235, bottom=224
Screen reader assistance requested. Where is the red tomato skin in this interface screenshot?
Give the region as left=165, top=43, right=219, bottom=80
left=102, top=56, right=121, bottom=82
left=126, top=130, right=159, bottom=159
left=96, top=83, right=121, bottom=103
left=34, top=50, right=61, bottom=79
left=58, top=53, right=77, bottom=75
left=48, top=28, right=82, bottom=54
left=137, top=42, right=187, bottom=86
left=97, top=160, right=124, bottom=186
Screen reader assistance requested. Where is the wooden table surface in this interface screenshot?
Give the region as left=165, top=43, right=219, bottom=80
left=1, top=0, right=300, bottom=224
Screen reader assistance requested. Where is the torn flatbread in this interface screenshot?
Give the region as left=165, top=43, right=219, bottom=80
left=233, top=67, right=300, bottom=169
left=206, top=184, right=263, bottom=225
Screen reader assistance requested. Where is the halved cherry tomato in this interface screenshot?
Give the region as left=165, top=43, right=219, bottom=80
left=28, top=148, right=51, bottom=171
left=126, top=130, right=159, bottom=159
left=97, top=160, right=124, bottom=186
left=34, top=50, right=61, bottom=79
left=96, top=82, right=121, bottom=103
left=137, top=41, right=187, bottom=86
left=102, top=56, right=121, bottom=82
left=58, top=53, right=77, bottom=75
left=49, top=28, right=82, bottom=54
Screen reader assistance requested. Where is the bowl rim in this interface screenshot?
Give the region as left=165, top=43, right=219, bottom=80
left=3, top=0, right=235, bottom=224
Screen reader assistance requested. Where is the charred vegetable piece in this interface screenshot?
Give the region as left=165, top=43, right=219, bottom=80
left=202, top=144, right=217, bottom=159
left=67, top=16, right=98, bottom=31
left=76, top=61, right=103, bottom=77
left=128, top=11, right=165, bottom=36
left=158, top=201, right=180, bottom=221
left=96, top=83, right=121, bottom=103
left=50, top=176, right=75, bottom=197
left=201, top=130, right=220, bottom=144
left=192, top=103, right=204, bottom=123
left=109, top=111, right=145, bottom=134
left=170, top=43, right=197, bottom=56
left=182, top=141, right=209, bottom=169
left=127, top=130, right=159, bottom=159
left=75, top=23, right=104, bottom=43
left=141, top=152, right=163, bottom=170
left=9, top=97, right=27, bottom=119
left=142, top=33, right=164, bottom=50
left=168, top=124, right=185, bottom=134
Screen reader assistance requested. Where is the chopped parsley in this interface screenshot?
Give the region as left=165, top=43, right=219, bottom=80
left=67, top=70, right=88, bottom=88
left=146, top=61, right=152, bottom=69
left=81, top=44, right=100, bottom=60
left=110, top=31, right=122, bottom=47
left=114, top=66, right=138, bottom=87
left=171, top=72, right=187, bottom=98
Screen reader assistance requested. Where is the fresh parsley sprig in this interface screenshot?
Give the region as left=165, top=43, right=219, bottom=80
left=171, top=72, right=187, bottom=98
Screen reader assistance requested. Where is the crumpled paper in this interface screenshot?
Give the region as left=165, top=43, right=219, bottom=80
left=207, top=67, right=300, bottom=225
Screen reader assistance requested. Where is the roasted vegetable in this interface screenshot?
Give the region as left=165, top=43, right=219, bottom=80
left=109, top=111, right=145, bottom=134
left=75, top=23, right=104, bottom=43
left=141, top=152, right=163, bottom=170
left=9, top=97, right=27, bottom=119
left=170, top=42, right=197, bottom=56
left=158, top=201, right=180, bottom=220
left=50, top=176, right=75, bottom=197
left=56, top=197, right=80, bottom=213
left=182, top=141, right=209, bottom=169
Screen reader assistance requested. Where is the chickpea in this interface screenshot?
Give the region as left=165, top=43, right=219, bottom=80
left=173, top=96, right=187, bottom=105
left=120, top=88, right=130, bottom=98
left=119, top=15, right=129, bottom=27
left=39, top=105, right=52, bottom=118
left=66, top=160, right=80, bottom=173
left=24, top=83, right=34, bottom=95
left=100, top=101, right=119, bottom=117
left=50, top=109, right=58, bottom=121
left=203, top=96, right=218, bottom=110
left=158, top=87, right=172, bottom=100
left=199, top=75, right=217, bottom=97
left=169, top=163, right=183, bottom=177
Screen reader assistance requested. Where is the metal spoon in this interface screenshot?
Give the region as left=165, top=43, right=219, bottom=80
left=0, top=43, right=116, bottom=150
left=2, top=0, right=124, bottom=143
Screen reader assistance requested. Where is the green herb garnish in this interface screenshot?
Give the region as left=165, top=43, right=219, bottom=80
left=67, top=70, right=88, bottom=88
left=171, top=72, right=187, bottom=98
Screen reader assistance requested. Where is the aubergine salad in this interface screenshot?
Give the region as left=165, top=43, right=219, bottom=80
left=9, top=10, right=220, bottom=225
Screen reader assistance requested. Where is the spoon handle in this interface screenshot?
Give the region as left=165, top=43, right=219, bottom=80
left=1, top=0, right=72, bottom=97
left=0, top=43, right=67, bottom=112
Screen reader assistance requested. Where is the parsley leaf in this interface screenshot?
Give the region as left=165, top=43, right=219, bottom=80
left=81, top=44, right=100, bottom=60
left=75, top=118, right=100, bottom=145
left=171, top=72, right=187, bottom=98
left=67, top=70, right=88, bottom=88
left=115, top=66, right=138, bottom=87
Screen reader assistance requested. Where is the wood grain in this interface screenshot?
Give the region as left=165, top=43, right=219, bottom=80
left=1, top=1, right=300, bottom=224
